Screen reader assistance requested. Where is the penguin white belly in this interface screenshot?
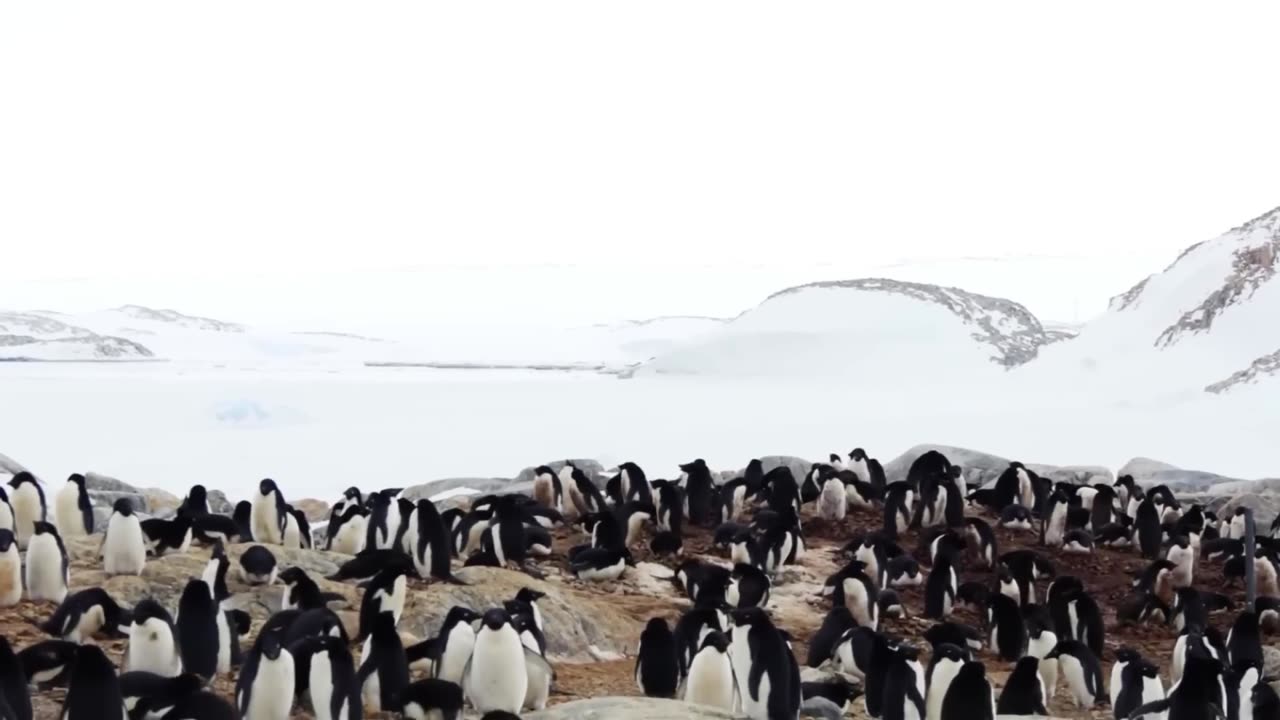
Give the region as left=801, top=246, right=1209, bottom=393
left=245, top=654, right=295, bottom=720
left=359, top=638, right=382, bottom=712
left=378, top=577, right=407, bottom=626
left=309, top=651, right=336, bottom=720
left=0, top=501, right=13, bottom=534
left=1142, top=674, right=1165, bottom=707
left=24, top=534, right=67, bottom=602
left=104, top=514, right=147, bottom=576
left=577, top=557, right=626, bottom=582
left=842, top=578, right=875, bottom=630
left=413, top=543, right=434, bottom=578
left=11, top=483, right=44, bottom=548
left=818, top=480, right=847, bottom=521
left=400, top=518, right=419, bottom=556
left=436, top=628, right=476, bottom=684
left=331, top=517, right=367, bottom=555
left=729, top=635, right=767, bottom=718
left=215, top=608, right=232, bottom=673
left=54, top=484, right=86, bottom=537
left=684, top=649, right=735, bottom=711
left=464, top=630, right=528, bottom=713
left=925, top=660, right=961, bottom=720
left=282, top=514, right=303, bottom=550
left=1028, top=632, right=1058, bottom=700
left=0, top=547, right=22, bottom=607
left=127, top=619, right=181, bottom=676
left=522, top=651, right=552, bottom=711
left=251, top=497, right=284, bottom=546
left=69, top=604, right=106, bottom=643
left=1058, top=655, right=1091, bottom=708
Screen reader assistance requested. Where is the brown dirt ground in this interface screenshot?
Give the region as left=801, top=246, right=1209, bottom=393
left=3, top=503, right=1253, bottom=719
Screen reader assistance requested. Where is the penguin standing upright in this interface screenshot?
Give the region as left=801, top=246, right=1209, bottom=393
left=0, top=636, right=32, bottom=720
left=882, top=645, right=927, bottom=720
left=53, top=474, right=93, bottom=538
left=1115, top=656, right=1165, bottom=720
left=531, top=465, right=563, bottom=512
left=326, top=505, right=369, bottom=556
left=102, top=498, right=146, bottom=577
left=925, top=643, right=967, bottom=720
left=997, top=657, right=1049, bottom=717
left=251, top=479, right=288, bottom=546
left=676, top=630, right=730, bottom=711
left=126, top=599, right=182, bottom=677
left=0, top=488, right=13, bottom=536
left=1025, top=614, right=1059, bottom=701
left=817, top=469, right=848, bottom=522
left=634, top=618, right=679, bottom=699
left=1047, top=640, right=1106, bottom=710
left=237, top=630, right=296, bottom=720
left=25, top=521, right=69, bottom=603
left=727, top=607, right=798, bottom=720
left=413, top=499, right=462, bottom=584
left=924, top=549, right=959, bottom=619
left=485, top=496, right=528, bottom=569
left=680, top=459, right=716, bottom=528
left=61, top=644, right=126, bottom=720
left=462, top=609, right=528, bottom=715
left=1136, top=497, right=1162, bottom=560
left=0, top=530, right=23, bottom=608
left=176, top=484, right=211, bottom=519
left=431, top=606, right=480, bottom=686
left=940, top=660, right=995, bottom=720
left=301, top=635, right=361, bottom=720
left=175, top=579, right=221, bottom=680
left=7, top=472, right=47, bottom=549
left=987, top=594, right=1026, bottom=662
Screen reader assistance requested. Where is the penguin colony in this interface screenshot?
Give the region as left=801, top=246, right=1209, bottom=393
left=0, top=451, right=1278, bottom=720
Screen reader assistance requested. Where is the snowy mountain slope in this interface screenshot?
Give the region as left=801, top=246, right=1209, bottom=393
left=634, top=278, right=1060, bottom=378
left=0, top=311, right=154, bottom=360
left=1019, top=205, right=1280, bottom=394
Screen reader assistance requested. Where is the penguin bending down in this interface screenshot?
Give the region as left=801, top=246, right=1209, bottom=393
left=126, top=599, right=182, bottom=678
left=1046, top=640, right=1106, bottom=709
left=357, top=568, right=408, bottom=641
left=997, top=657, right=1049, bottom=717
left=684, top=631, right=735, bottom=711
left=250, top=479, right=289, bottom=546
left=728, top=607, right=800, bottom=720
left=40, top=587, right=131, bottom=643
left=939, top=660, right=995, bottom=720
left=7, top=472, right=47, bottom=549
left=53, top=474, right=94, bottom=538
left=398, top=678, right=464, bottom=720
left=102, top=499, right=147, bottom=577
left=62, top=644, right=127, bottom=720
left=140, top=516, right=195, bottom=557
left=635, top=618, right=679, bottom=699
left=239, top=546, right=279, bottom=586
left=462, top=609, right=528, bottom=715
left=118, top=671, right=204, bottom=720
left=237, top=630, right=296, bottom=720
left=0, top=529, right=23, bottom=607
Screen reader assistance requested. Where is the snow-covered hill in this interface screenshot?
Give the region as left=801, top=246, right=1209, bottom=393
left=0, top=311, right=154, bottom=360
left=634, top=278, right=1061, bottom=378
left=1019, top=205, right=1280, bottom=395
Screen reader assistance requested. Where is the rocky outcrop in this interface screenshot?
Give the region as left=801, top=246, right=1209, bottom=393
left=1116, top=457, right=1245, bottom=493
left=884, top=444, right=1112, bottom=489
left=1206, top=348, right=1280, bottom=394
left=0, top=334, right=153, bottom=360
left=760, top=278, right=1058, bottom=368
left=115, top=305, right=245, bottom=333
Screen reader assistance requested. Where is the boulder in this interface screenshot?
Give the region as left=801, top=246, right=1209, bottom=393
left=884, top=444, right=1012, bottom=488
left=84, top=471, right=151, bottom=515
left=1117, top=457, right=1244, bottom=492
left=206, top=489, right=234, bottom=514
left=292, top=498, right=332, bottom=522
left=513, top=459, right=608, bottom=488
left=401, top=477, right=514, bottom=502
left=1207, top=492, right=1280, bottom=525
left=144, top=487, right=182, bottom=517
left=1026, top=464, right=1114, bottom=486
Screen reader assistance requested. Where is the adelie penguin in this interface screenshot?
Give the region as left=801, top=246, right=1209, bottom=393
left=325, top=503, right=369, bottom=555
left=140, top=515, right=194, bottom=557
left=987, top=594, right=1026, bottom=662
left=7, top=472, right=47, bottom=550
left=570, top=547, right=632, bottom=582
left=53, top=473, right=93, bottom=538
left=61, top=644, right=127, bottom=720
left=176, top=483, right=211, bottom=519
left=295, top=634, right=360, bottom=720
left=16, top=639, right=78, bottom=688
left=427, top=606, right=479, bottom=686
left=882, top=644, right=927, bottom=720
left=202, top=543, right=231, bottom=604
left=398, top=678, right=463, bottom=720
left=250, top=478, right=289, bottom=546
left=463, top=609, right=528, bottom=715
left=21, top=521, right=67, bottom=604
left=0, top=637, right=33, bottom=720
left=997, top=657, right=1049, bottom=717
left=279, top=567, right=340, bottom=612
left=239, top=545, right=278, bottom=585
left=413, top=499, right=464, bottom=585
left=635, top=617, right=679, bottom=699
left=1114, top=654, right=1165, bottom=720
left=924, top=548, right=959, bottom=619
left=126, top=599, right=182, bottom=677
left=679, top=459, right=716, bottom=528
left=237, top=630, right=296, bottom=720
left=727, top=607, right=799, bottom=720
left=531, top=465, right=564, bottom=513
left=175, top=579, right=225, bottom=679
left=102, top=498, right=147, bottom=577
left=357, top=568, right=408, bottom=641
left=925, top=643, right=967, bottom=720
left=0, top=487, right=13, bottom=537
left=883, top=482, right=914, bottom=539
left=939, top=660, right=995, bottom=720
left=684, top=631, right=735, bottom=712
left=1047, top=639, right=1106, bottom=710
left=39, top=587, right=131, bottom=643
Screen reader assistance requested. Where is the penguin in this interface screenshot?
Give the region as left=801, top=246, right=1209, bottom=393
left=817, top=470, right=848, bottom=522
left=1062, top=528, right=1094, bottom=554
left=727, top=563, right=771, bottom=609
left=61, top=644, right=126, bottom=720
left=683, top=631, right=735, bottom=712
left=1110, top=647, right=1139, bottom=708
left=14, top=521, right=61, bottom=602
left=672, top=607, right=725, bottom=678
left=202, top=543, right=231, bottom=604
left=239, top=545, right=278, bottom=585
left=278, top=567, right=341, bottom=612
left=924, top=549, right=959, bottom=620
left=126, top=599, right=182, bottom=677
left=1227, top=610, right=1263, bottom=668
left=233, top=500, right=254, bottom=542
left=569, top=547, right=631, bottom=582
left=140, top=516, right=194, bottom=557
left=1047, top=639, right=1106, bottom=709
left=117, top=671, right=204, bottom=720
left=1115, top=655, right=1165, bottom=720
left=1149, top=650, right=1224, bottom=720
left=1251, top=671, right=1280, bottom=720
left=192, top=513, right=243, bottom=547
left=861, top=629, right=899, bottom=718
left=355, top=611, right=410, bottom=713
left=357, top=568, right=408, bottom=641
left=176, top=484, right=211, bottom=519
left=1136, top=496, right=1163, bottom=559
left=102, top=498, right=147, bottom=577
left=282, top=506, right=313, bottom=551
left=0, top=637, right=32, bottom=720
left=328, top=548, right=415, bottom=584
left=393, top=497, right=417, bottom=555
left=964, top=518, right=998, bottom=569
left=7, top=472, right=47, bottom=549
left=1171, top=588, right=1208, bottom=633
left=236, top=630, right=296, bottom=720
left=397, top=678, right=462, bottom=720
left=887, top=555, right=923, bottom=588
left=1025, top=613, right=1059, bottom=700
left=634, top=618, right=679, bottom=698
left=510, top=588, right=545, bottom=635
left=986, top=594, right=1025, bottom=662
left=484, top=495, right=529, bottom=568
left=925, top=643, right=967, bottom=720
left=324, top=503, right=369, bottom=555
left=53, top=473, right=93, bottom=538
left=39, top=587, right=131, bottom=643
left=250, top=479, right=289, bottom=546
left=883, top=482, right=914, bottom=538
left=939, top=660, right=994, bottom=720
left=835, top=565, right=879, bottom=631
left=531, top=465, right=563, bottom=512
left=923, top=622, right=982, bottom=655
left=997, top=656, right=1049, bottom=717
left=427, top=606, right=479, bottom=686
left=15, top=639, right=77, bottom=688
left=0, top=487, right=13, bottom=536
left=413, top=499, right=463, bottom=584
left=727, top=607, right=799, bottom=720
left=832, top=626, right=877, bottom=682
left=175, top=579, right=222, bottom=679
left=517, top=633, right=554, bottom=712
left=680, top=459, right=716, bottom=528
left=566, top=465, right=608, bottom=521
left=1000, top=504, right=1035, bottom=531
left=1167, top=534, right=1197, bottom=587
left=0, top=529, right=24, bottom=608
left=298, top=635, right=360, bottom=720
left=882, top=645, right=927, bottom=720
left=807, top=607, right=856, bottom=668
left=462, top=609, right=528, bottom=715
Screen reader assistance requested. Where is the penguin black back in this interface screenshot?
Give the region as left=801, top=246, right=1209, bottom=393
left=0, top=637, right=32, bottom=720
left=634, top=617, right=679, bottom=699
left=62, top=645, right=125, bottom=720
left=175, top=579, right=219, bottom=680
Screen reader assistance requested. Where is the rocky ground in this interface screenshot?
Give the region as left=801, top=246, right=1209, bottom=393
left=5, top=497, right=1271, bottom=720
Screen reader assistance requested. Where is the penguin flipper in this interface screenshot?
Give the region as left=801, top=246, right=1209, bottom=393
left=1127, top=698, right=1171, bottom=720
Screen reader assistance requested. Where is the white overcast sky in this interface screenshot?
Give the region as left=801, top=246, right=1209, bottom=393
left=2, top=2, right=1278, bottom=330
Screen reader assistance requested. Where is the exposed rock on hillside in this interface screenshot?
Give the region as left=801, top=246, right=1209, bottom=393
left=1206, top=347, right=1280, bottom=394
left=115, top=304, right=246, bottom=332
